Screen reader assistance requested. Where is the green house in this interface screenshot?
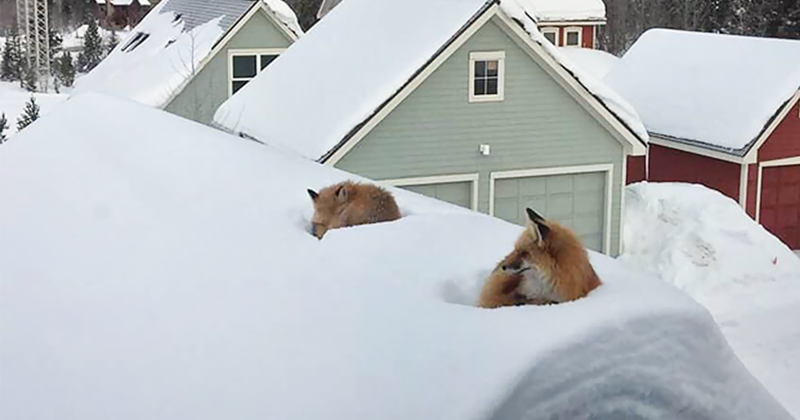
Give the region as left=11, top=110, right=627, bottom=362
left=73, top=0, right=301, bottom=127
left=214, top=0, right=648, bottom=256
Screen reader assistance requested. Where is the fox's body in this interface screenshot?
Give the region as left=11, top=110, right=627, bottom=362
left=307, top=181, right=401, bottom=238
left=478, top=208, right=602, bottom=308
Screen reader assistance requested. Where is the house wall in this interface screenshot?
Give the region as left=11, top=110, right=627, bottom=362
left=626, top=155, right=646, bottom=184
left=648, top=143, right=741, bottom=200
left=758, top=99, right=800, bottom=162
left=335, top=17, right=626, bottom=253
left=165, top=9, right=293, bottom=126
left=539, top=24, right=597, bottom=48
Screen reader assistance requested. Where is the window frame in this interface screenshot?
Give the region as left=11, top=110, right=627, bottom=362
left=468, top=51, right=506, bottom=103
left=227, top=48, right=286, bottom=97
left=540, top=27, right=560, bottom=46
left=564, top=27, right=583, bottom=48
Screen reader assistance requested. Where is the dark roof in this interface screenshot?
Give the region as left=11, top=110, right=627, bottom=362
left=160, top=0, right=256, bottom=33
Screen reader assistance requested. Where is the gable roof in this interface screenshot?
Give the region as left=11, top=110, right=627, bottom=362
left=214, top=0, right=647, bottom=163
left=316, top=0, right=606, bottom=23
left=604, top=29, right=800, bottom=158
left=72, top=0, right=302, bottom=108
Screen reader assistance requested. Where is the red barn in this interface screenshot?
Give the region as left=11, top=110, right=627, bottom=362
left=605, top=29, right=800, bottom=250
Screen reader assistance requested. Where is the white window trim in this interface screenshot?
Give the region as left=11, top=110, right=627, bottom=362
left=755, top=156, right=800, bottom=222
left=540, top=27, right=560, bottom=46
left=564, top=27, right=583, bottom=48
left=488, top=164, right=614, bottom=255
left=468, top=51, right=505, bottom=103
left=380, top=173, right=479, bottom=211
left=739, top=163, right=749, bottom=209
left=227, top=48, right=286, bottom=97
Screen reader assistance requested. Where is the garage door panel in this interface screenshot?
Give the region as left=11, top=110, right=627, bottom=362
left=402, top=181, right=472, bottom=210
left=494, top=170, right=607, bottom=252
left=760, top=164, right=800, bottom=250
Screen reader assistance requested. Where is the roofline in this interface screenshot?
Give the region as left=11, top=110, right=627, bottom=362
left=647, top=88, right=800, bottom=164
left=158, top=1, right=299, bottom=109
left=536, top=19, right=606, bottom=26
left=322, top=1, right=644, bottom=165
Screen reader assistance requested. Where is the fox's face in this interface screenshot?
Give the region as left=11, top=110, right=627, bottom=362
left=307, top=183, right=350, bottom=239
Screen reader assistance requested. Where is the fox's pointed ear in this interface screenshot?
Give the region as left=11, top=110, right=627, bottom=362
left=307, top=189, right=319, bottom=201
left=335, top=184, right=348, bottom=202
left=525, top=208, right=550, bottom=244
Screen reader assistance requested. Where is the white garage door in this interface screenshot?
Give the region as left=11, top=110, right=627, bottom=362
left=402, top=181, right=473, bottom=210
left=492, top=170, right=608, bottom=252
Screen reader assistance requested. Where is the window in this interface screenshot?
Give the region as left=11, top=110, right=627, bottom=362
left=541, top=27, right=559, bottom=46
left=120, top=32, right=150, bottom=52
left=564, top=27, right=582, bottom=47
left=469, top=51, right=505, bottom=103
left=228, top=49, right=285, bottom=96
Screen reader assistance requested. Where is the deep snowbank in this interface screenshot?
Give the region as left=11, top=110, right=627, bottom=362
left=0, top=94, right=791, bottom=420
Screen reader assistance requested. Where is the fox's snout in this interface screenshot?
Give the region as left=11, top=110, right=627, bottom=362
left=501, top=261, right=521, bottom=272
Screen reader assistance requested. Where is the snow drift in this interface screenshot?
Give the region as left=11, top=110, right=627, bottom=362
left=0, top=94, right=792, bottom=420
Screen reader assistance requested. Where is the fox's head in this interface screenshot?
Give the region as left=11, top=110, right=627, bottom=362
left=307, top=182, right=352, bottom=239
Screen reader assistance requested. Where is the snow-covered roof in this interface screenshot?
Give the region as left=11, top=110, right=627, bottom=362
left=96, top=0, right=151, bottom=5
left=1, top=92, right=792, bottom=420
left=73, top=0, right=302, bottom=108
left=558, top=47, right=619, bottom=80
left=515, top=0, right=606, bottom=23
left=604, top=29, right=800, bottom=154
left=214, top=0, right=646, bottom=162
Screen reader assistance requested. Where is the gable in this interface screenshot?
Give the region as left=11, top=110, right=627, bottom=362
left=758, top=94, right=800, bottom=162
left=165, top=7, right=294, bottom=125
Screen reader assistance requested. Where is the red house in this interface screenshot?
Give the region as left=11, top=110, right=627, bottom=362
left=95, top=0, right=154, bottom=30
left=605, top=29, right=800, bottom=250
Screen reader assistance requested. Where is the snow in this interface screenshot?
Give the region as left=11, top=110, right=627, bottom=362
left=558, top=47, right=619, bottom=80
left=264, top=0, right=304, bottom=37
left=620, top=182, right=800, bottom=418
left=215, top=0, right=646, bottom=162
left=1, top=93, right=792, bottom=419
left=604, top=28, right=800, bottom=152
left=514, top=0, right=606, bottom=22
left=0, top=81, right=69, bottom=136
left=96, top=0, right=152, bottom=5
left=72, top=0, right=301, bottom=108
left=62, top=24, right=132, bottom=52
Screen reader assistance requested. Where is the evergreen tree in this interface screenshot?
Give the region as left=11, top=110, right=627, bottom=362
left=55, top=51, right=76, bottom=87
left=106, top=32, right=120, bottom=53
left=16, top=95, right=41, bottom=131
left=0, top=113, right=8, bottom=144
left=77, top=18, right=104, bottom=72
left=1, top=28, right=23, bottom=81
left=21, top=60, right=38, bottom=92
left=49, top=29, right=64, bottom=68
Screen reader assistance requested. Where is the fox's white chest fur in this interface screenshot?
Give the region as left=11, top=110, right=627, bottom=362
left=518, top=266, right=563, bottom=303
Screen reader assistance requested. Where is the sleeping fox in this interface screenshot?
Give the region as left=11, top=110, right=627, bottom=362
left=478, top=208, right=602, bottom=308
left=307, top=181, right=401, bottom=239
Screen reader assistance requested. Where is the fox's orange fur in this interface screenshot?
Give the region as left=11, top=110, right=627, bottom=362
left=307, top=181, right=401, bottom=239
left=478, top=208, right=602, bottom=308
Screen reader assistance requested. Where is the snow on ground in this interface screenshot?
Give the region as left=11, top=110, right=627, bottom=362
left=620, top=182, right=800, bottom=417
left=0, top=81, right=69, bottom=136
left=558, top=47, right=619, bottom=79
left=604, top=29, right=800, bottom=151
left=1, top=94, right=791, bottom=419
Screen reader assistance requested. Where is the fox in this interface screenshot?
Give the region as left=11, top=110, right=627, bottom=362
left=307, top=180, right=402, bottom=239
left=478, top=208, right=602, bottom=309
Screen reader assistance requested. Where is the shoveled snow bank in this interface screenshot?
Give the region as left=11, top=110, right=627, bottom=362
left=620, top=182, right=800, bottom=417
left=604, top=29, right=800, bottom=151
left=0, top=81, right=69, bottom=136
left=0, top=94, right=791, bottom=420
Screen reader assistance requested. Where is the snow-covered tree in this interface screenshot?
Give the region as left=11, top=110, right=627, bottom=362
left=16, top=95, right=41, bottom=131
left=77, top=18, right=104, bottom=72
left=0, top=113, right=8, bottom=144
left=21, top=61, right=38, bottom=92
left=55, top=52, right=76, bottom=88
left=1, top=28, right=23, bottom=81
left=49, top=29, right=64, bottom=67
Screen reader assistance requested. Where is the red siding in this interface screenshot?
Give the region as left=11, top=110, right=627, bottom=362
left=758, top=100, right=800, bottom=162
left=626, top=155, right=646, bottom=184
left=760, top=165, right=800, bottom=249
left=648, top=144, right=742, bottom=201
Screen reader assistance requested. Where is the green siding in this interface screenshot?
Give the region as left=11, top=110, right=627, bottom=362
left=402, top=182, right=472, bottom=209
left=165, top=9, right=293, bottom=125
left=335, top=17, right=626, bottom=254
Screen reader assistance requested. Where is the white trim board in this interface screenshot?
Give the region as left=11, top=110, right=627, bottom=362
left=380, top=173, right=480, bottom=211
left=323, top=5, right=646, bottom=165
left=744, top=90, right=800, bottom=163
left=227, top=48, right=287, bottom=97
left=649, top=136, right=746, bottom=164
left=468, top=51, right=506, bottom=103
left=540, top=27, right=559, bottom=46
left=755, top=156, right=800, bottom=222
left=488, top=163, right=614, bottom=255
left=563, top=26, right=582, bottom=47
left=739, top=164, right=749, bottom=209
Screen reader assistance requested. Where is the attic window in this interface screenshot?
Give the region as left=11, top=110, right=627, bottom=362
left=120, top=32, right=150, bottom=52
left=469, top=51, right=505, bottom=103
left=564, top=27, right=582, bottom=47
left=228, top=49, right=286, bottom=96
left=541, top=27, right=559, bottom=46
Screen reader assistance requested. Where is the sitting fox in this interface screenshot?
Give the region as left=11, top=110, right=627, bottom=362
left=307, top=181, right=401, bottom=239
left=478, top=208, right=602, bottom=308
